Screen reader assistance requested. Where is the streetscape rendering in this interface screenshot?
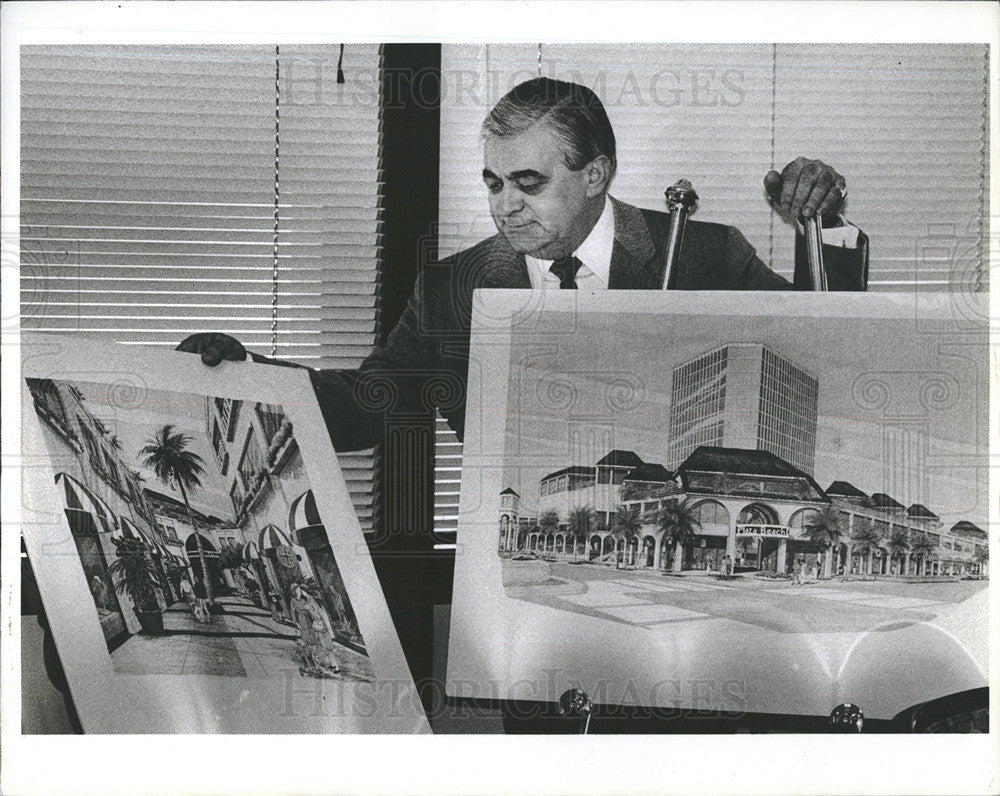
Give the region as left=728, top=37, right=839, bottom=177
left=28, top=377, right=374, bottom=683
left=483, top=311, right=988, bottom=715
left=498, top=341, right=986, bottom=586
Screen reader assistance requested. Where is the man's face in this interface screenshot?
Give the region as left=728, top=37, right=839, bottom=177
left=482, top=124, right=595, bottom=260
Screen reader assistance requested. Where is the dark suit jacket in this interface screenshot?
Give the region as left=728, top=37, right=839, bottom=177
left=307, top=197, right=868, bottom=449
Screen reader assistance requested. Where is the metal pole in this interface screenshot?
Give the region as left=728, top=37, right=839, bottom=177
left=803, top=215, right=828, bottom=291
left=662, top=179, right=698, bottom=290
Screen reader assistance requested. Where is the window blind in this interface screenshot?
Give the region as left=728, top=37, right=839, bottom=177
left=277, top=44, right=382, bottom=532
left=435, top=43, right=989, bottom=541
left=772, top=44, right=989, bottom=289
left=438, top=42, right=988, bottom=284
left=20, top=43, right=383, bottom=532
left=432, top=411, right=462, bottom=541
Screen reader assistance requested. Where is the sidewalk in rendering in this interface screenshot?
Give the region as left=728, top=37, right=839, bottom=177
left=110, top=595, right=373, bottom=681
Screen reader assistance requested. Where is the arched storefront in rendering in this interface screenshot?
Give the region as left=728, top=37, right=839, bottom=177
left=785, top=508, right=825, bottom=575
left=257, top=524, right=313, bottom=624
left=120, top=516, right=174, bottom=607
left=55, top=471, right=131, bottom=648
left=499, top=515, right=515, bottom=551
left=241, top=540, right=272, bottom=609
left=184, top=532, right=225, bottom=596
left=641, top=535, right=657, bottom=568
left=687, top=500, right=730, bottom=571
left=735, top=503, right=780, bottom=572
left=288, top=490, right=365, bottom=651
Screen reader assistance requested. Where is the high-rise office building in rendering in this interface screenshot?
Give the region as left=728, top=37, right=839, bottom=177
left=667, top=344, right=819, bottom=475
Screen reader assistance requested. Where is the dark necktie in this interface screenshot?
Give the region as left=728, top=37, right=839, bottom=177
left=549, top=255, right=583, bottom=289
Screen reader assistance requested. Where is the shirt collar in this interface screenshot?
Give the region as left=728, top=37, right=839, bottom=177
left=526, top=194, right=614, bottom=288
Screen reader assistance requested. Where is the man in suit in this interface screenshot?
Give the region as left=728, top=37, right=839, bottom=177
left=181, top=78, right=867, bottom=450
left=179, top=77, right=868, bottom=732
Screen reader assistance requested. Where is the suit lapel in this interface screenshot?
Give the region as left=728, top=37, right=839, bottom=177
left=477, top=234, right=532, bottom=288
left=607, top=197, right=663, bottom=289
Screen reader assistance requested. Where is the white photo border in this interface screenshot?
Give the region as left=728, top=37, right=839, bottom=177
left=2, top=2, right=997, bottom=796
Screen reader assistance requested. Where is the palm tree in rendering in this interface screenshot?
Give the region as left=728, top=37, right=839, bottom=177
left=538, top=509, right=560, bottom=555
left=888, top=526, right=911, bottom=575
left=655, top=498, right=701, bottom=573
left=609, top=505, right=643, bottom=568
left=804, top=506, right=844, bottom=578
left=851, top=518, right=883, bottom=577
left=139, top=424, right=213, bottom=602
left=910, top=532, right=936, bottom=576
left=567, top=506, right=596, bottom=560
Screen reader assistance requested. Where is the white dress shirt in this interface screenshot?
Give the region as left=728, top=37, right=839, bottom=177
left=525, top=194, right=615, bottom=290
left=525, top=194, right=859, bottom=290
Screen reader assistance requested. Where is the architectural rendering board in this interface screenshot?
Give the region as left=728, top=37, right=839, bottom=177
left=20, top=333, right=428, bottom=733
left=448, top=291, right=988, bottom=719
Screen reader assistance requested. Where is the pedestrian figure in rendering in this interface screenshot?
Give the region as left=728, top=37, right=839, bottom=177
left=179, top=576, right=197, bottom=619
left=290, top=583, right=341, bottom=678
left=792, top=557, right=804, bottom=585
left=244, top=573, right=261, bottom=606
left=192, top=577, right=211, bottom=623
left=89, top=574, right=111, bottom=614
left=722, top=554, right=733, bottom=578
left=269, top=586, right=287, bottom=623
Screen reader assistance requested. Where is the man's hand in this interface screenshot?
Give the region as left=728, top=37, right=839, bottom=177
left=176, top=333, right=247, bottom=367
left=764, top=158, right=846, bottom=225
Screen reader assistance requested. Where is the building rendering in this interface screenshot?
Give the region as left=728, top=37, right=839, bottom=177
left=207, top=396, right=367, bottom=653
left=500, top=338, right=986, bottom=578
left=27, top=378, right=186, bottom=651
left=499, top=445, right=987, bottom=579
left=499, top=488, right=536, bottom=549
left=946, top=520, right=989, bottom=575
left=668, top=344, right=819, bottom=476
left=533, top=449, right=666, bottom=531
left=825, top=483, right=988, bottom=577
left=144, top=488, right=241, bottom=594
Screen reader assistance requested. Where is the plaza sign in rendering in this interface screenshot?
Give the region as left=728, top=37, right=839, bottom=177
left=734, top=524, right=790, bottom=538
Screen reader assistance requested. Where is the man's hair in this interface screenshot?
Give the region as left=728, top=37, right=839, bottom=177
left=482, top=77, right=617, bottom=177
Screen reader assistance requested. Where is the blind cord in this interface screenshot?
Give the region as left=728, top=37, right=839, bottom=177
left=768, top=43, right=777, bottom=271
left=270, top=44, right=281, bottom=357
